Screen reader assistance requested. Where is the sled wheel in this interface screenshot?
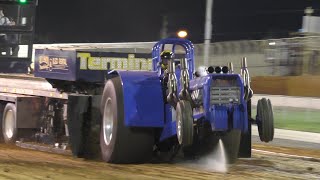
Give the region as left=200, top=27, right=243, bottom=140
left=100, top=77, right=154, bottom=163
left=256, top=98, right=274, bottom=142
left=176, top=100, right=194, bottom=147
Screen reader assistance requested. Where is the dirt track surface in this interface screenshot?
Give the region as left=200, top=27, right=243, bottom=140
left=0, top=144, right=319, bottom=180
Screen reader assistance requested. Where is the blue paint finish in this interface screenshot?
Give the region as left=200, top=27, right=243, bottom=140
left=233, top=105, right=241, bottom=130
left=193, top=113, right=205, bottom=120
left=158, top=104, right=177, bottom=141
left=116, top=70, right=165, bottom=127
left=210, top=105, right=228, bottom=131
left=165, top=104, right=175, bottom=123
left=203, top=80, right=212, bottom=120
left=160, top=120, right=177, bottom=141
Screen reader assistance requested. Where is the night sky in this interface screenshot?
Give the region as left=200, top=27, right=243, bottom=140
left=34, top=0, right=320, bottom=44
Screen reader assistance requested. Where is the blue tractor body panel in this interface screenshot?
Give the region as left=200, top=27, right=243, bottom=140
left=115, top=69, right=184, bottom=141
left=116, top=70, right=165, bottom=127
left=159, top=105, right=177, bottom=141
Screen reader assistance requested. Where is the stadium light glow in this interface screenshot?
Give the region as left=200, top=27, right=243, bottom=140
left=177, top=30, right=188, bottom=38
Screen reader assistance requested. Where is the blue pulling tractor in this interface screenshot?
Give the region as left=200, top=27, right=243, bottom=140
left=99, top=38, right=274, bottom=163
left=0, top=0, right=274, bottom=165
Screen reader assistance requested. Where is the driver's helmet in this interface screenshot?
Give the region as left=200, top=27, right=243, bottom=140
left=160, top=50, right=174, bottom=70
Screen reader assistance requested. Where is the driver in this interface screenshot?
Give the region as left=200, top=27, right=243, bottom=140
left=160, top=51, right=175, bottom=97
left=160, top=50, right=174, bottom=71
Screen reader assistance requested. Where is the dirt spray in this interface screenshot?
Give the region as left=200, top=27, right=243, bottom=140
left=198, top=139, right=227, bottom=173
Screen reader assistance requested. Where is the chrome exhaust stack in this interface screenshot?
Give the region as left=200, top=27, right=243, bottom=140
left=179, top=58, right=190, bottom=98
left=240, top=57, right=253, bottom=100
left=228, top=62, right=234, bottom=74
left=167, top=59, right=178, bottom=107
left=179, top=58, right=196, bottom=107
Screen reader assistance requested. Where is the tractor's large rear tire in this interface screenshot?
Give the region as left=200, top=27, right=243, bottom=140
left=100, top=77, right=154, bottom=164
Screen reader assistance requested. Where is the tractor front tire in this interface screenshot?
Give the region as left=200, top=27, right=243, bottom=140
left=256, top=98, right=274, bottom=142
left=176, top=100, right=194, bottom=147
left=100, top=77, right=154, bottom=163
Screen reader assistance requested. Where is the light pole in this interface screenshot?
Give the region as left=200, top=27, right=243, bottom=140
left=203, top=0, right=213, bottom=66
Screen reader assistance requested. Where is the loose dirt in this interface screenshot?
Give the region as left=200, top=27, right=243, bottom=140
left=0, top=144, right=318, bottom=180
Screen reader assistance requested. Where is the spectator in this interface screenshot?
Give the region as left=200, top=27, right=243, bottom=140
left=0, top=9, right=19, bottom=56
left=0, top=9, right=15, bottom=26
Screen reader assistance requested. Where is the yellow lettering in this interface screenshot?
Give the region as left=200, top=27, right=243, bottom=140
left=77, top=53, right=91, bottom=70
left=108, top=58, right=116, bottom=69
left=76, top=53, right=152, bottom=71
left=88, top=57, right=105, bottom=70
left=101, top=57, right=109, bottom=69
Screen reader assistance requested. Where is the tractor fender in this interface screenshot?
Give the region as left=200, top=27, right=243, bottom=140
left=107, top=70, right=165, bottom=127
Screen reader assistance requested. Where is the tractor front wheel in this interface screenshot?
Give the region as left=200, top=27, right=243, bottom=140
left=256, top=98, right=274, bottom=142
left=176, top=100, right=194, bottom=147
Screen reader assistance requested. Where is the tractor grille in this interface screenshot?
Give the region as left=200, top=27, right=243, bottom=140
left=210, top=86, right=241, bottom=105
